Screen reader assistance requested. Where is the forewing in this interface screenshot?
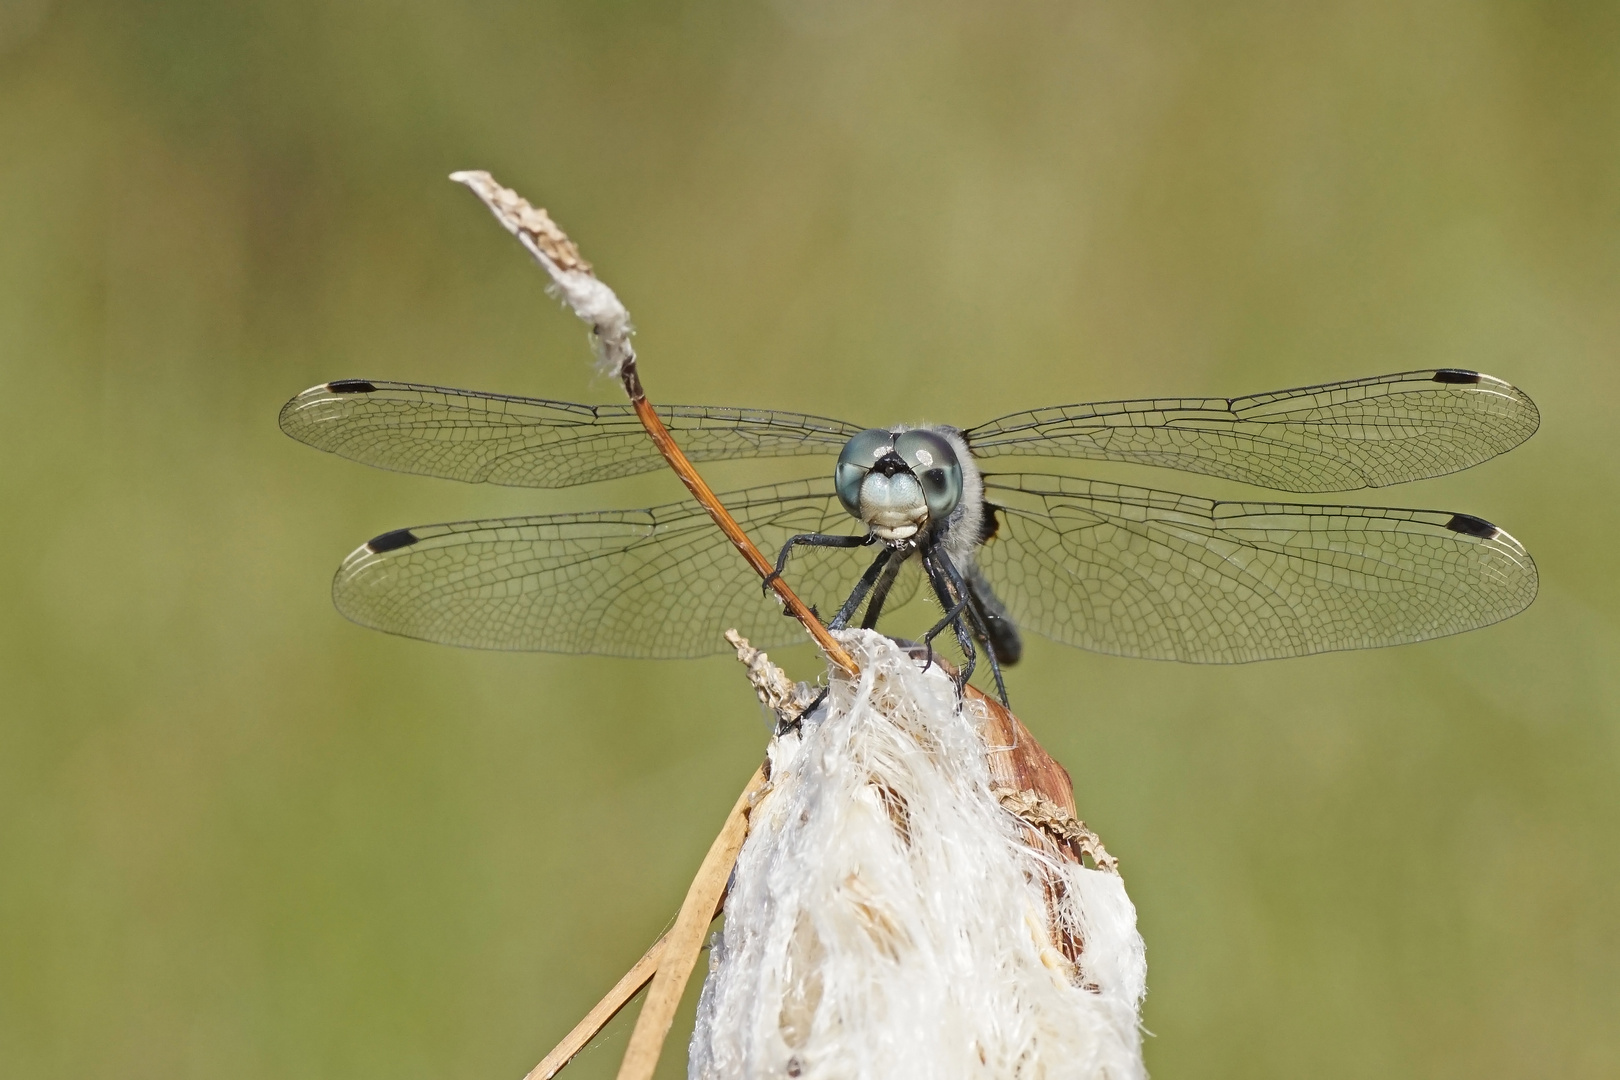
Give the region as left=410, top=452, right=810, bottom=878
left=964, top=369, right=1538, bottom=492
left=975, top=473, right=1537, bottom=663
left=330, top=480, right=895, bottom=657
left=280, top=380, right=863, bottom=488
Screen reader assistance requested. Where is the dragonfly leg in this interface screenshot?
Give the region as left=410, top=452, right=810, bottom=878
left=859, top=550, right=908, bottom=630
left=829, top=547, right=895, bottom=630
left=937, top=551, right=1010, bottom=707
left=919, top=592, right=973, bottom=662
left=762, top=532, right=874, bottom=595
left=777, top=685, right=830, bottom=737
left=920, top=548, right=977, bottom=694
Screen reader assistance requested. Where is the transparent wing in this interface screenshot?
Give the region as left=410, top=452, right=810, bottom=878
left=330, top=479, right=918, bottom=657
left=964, top=369, right=1538, bottom=493
left=279, top=380, right=864, bottom=488
left=975, top=473, right=1537, bottom=663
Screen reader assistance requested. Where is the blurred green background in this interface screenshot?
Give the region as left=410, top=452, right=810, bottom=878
left=2, top=1, right=1616, bottom=1077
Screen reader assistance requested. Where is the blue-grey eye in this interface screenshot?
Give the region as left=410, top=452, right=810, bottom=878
left=893, top=429, right=962, bottom=519
left=835, top=428, right=894, bottom=516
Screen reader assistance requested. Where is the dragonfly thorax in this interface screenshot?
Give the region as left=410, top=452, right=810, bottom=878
left=835, top=427, right=965, bottom=544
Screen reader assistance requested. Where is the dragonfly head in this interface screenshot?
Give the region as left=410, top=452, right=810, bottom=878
left=836, top=427, right=963, bottom=542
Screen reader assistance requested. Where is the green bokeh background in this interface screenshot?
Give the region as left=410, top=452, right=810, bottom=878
left=2, top=2, right=1616, bottom=1077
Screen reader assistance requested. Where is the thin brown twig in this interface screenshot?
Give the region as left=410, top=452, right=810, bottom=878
left=615, top=765, right=769, bottom=1080
left=449, top=169, right=858, bottom=678
left=522, top=780, right=773, bottom=1080
left=450, top=171, right=842, bottom=1080
left=524, top=935, right=666, bottom=1080
left=623, top=394, right=859, bottom=677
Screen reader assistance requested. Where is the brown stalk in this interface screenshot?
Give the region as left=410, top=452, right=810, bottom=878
left=614, top=765, right=769, bottom=1080
left=523, top=763, right=769, bottom=1080
left=524, top=936, right=664, bottom=1080
left=622, top=388, right=859, bottom=677
left=451, top=168, right=858, bottom=678
left=451, top=171, right=855, bottom=1080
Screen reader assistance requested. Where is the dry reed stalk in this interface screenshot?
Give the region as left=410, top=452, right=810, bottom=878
left=451, top=170, right=851, bottom=1080
left=614, top=767, right=770, bottom=1079
left=450, top=169, right=856, bottom=681
left=523, top=936, right=664, bottom=1080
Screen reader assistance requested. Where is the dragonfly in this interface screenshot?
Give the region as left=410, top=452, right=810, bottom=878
left=280, top=367, right=1538, bottom=703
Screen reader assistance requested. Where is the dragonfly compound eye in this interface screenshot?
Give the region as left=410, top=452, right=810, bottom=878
left=835, top=428, right=895, bottom=516
left=893, top=429, right=962, bottom=520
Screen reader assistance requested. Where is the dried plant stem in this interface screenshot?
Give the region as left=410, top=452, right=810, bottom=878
left=520, top=757, right=768, bottom=1080
left=450, top=169, right=857, bottom=678
left=623, top=396, right=858, bottom=676
left=522, top=763, right=769, bottom=1080
left=524, top=935, right=665, bottom=1080
left=451, top=170, right=843, bottom=1080
left=616, top=766, right=769, bottom=1080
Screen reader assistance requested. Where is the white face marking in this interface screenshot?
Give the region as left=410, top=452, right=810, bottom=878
left=859, top=472, right=928, bottom=542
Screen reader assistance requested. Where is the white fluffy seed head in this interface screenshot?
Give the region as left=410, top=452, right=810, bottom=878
left=450, top=170, right=635, bottom=379
left=691, top=630, right=1147, bottom=1080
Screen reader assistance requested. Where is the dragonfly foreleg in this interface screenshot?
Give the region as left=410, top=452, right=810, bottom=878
left=763, top=531, right=874, bottom=596
left=936, top=551, right=1010, bottom=707
left=920, top=547, right=977, bottom=694
left=829, top=547, right=896, bottom=630
left=777, top=685, right=830, bottom=738
left=859, top=550, right=908, bottom=630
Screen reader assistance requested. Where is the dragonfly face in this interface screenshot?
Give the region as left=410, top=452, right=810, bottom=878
left=835, top=428, right=966, bottom=543
left=279, top=368, right=1540, bottom=698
